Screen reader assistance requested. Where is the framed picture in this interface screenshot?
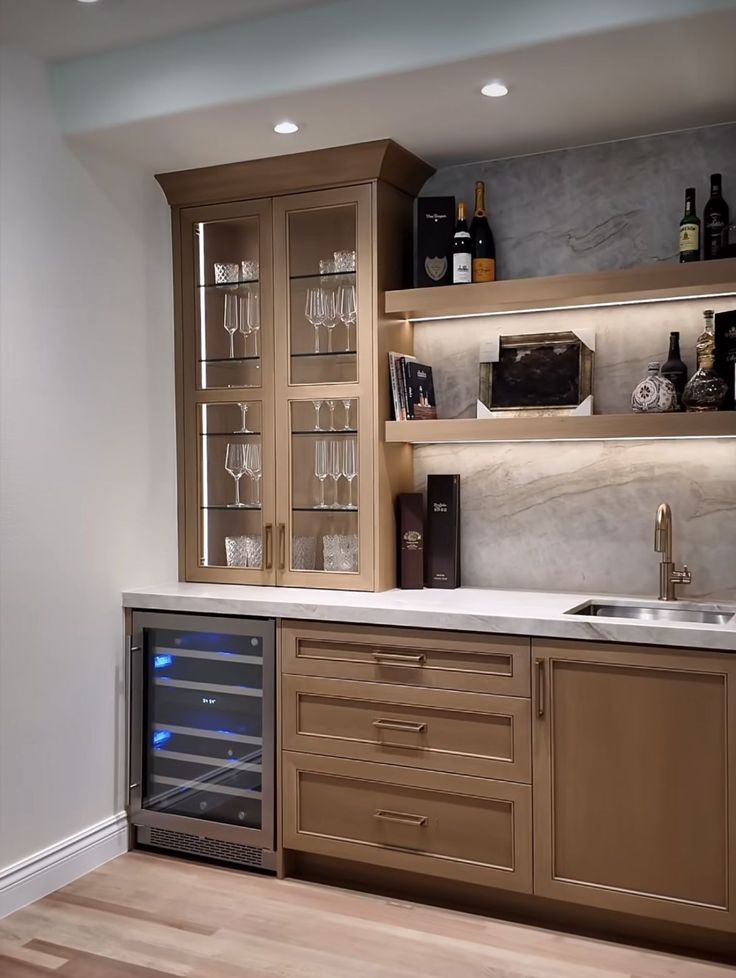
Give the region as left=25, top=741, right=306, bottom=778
left=478, top=330, right=594, bottom=417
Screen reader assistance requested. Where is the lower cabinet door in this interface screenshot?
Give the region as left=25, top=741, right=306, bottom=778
left=533, top=640, right=736, bottom=932
left=282, top=752, right=532, bottom=893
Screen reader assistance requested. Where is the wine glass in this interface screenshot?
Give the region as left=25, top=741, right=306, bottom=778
left=224, top=443, right=247, bottom=508
left=327, top=399, right=336, bottom=431
left=247, top=288, right=261, bottom=357
left=342, top=399, right=352, bottom=430
left=322, top=289, right=337, bottom=353
left=342, top=439, right=357, bottom=510
left=223, top=293, right=239, bottom=359
left=337, top=284, right=356, bottom=352
left=305, top=288, right=323, bottom=354
left=329, top=439, right=342, bottom=508
left=238, top=294, right=252, bottom=357
left=245, top=442, right=262, bottom=507
left=314, top=440, right=329, bottom=509
left=235, top=402, right=251, bottom=434
left=312, top=400, right=323, bottom=431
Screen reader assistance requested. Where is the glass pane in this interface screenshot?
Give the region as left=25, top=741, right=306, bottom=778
left=195, top=217, right=262, bottom=390
left=199, top=403, right=263, bottom=569
left=143, top=626, right=264, bottom=829
left=288, top=203, right=358, bottom=385
left=289, top=399, right=359, bottom=573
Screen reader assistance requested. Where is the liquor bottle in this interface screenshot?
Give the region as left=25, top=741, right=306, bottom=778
left=469, top=181, right=496, bottom=282
left=631, top=362, right=676, bottom=413
left=683, top=309, right=728, bottom=411
left=679, top=187, right=700, bottom=262
left=703, top=173, right=730, bottom=260
left=661, top=331, right=689, bottom=410
left=452, top=201, right=473, bottom=284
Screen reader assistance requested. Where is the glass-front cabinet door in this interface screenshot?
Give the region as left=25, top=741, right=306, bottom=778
left=179, top=200, right=276, bottom=583
left=274, top=186, right=374, bottom=588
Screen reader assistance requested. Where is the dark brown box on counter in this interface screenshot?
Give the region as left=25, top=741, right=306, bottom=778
left=425, top=474, right=461, bottom=588
left=415, top=196, right=455, bottom=287
left=397, top=492, right=424, bottom=589
left=715, top=309, right=736, bottom=409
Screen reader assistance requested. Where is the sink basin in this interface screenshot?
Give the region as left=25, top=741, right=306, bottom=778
left=566, top=601, right=735, bottom=626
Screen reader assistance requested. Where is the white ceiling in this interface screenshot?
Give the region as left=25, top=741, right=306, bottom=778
left=0, top=0, right=333, bottom=61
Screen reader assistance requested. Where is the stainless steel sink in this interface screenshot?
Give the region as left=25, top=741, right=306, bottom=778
left=565, top=601, right=735, bottom=626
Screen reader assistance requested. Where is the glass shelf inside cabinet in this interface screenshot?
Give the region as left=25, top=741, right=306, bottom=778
left=289, top=399, right=360, bottom=574
left=198, top=402, right=265, bottom=570
left=288, top=203, right=358, bottom=385
left=195, top=216, right=262, bottom=391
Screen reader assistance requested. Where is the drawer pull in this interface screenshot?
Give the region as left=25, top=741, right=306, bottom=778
left=374, top=809, right=428, bottom=827
left=371, top=651, right=425, bottom=667
left=372, top=718, right=427, bottom=734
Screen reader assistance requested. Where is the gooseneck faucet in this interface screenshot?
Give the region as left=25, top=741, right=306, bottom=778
left=654, top=503, right=692, bottom=601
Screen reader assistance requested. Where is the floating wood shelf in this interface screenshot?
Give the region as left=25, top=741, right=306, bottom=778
left=385, top=414, right=736, bottom=444
left=384, top=257, right=736, bottom=321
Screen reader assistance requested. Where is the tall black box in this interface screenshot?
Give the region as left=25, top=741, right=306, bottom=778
left=425, top=474, right=461, bottom=588
left=715, top=309, right=736, bottom=409
left=415, top=196, right=455, bottom=287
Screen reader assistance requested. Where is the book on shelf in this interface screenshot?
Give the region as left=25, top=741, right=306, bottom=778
left=388, top=353, right=437, bottom=420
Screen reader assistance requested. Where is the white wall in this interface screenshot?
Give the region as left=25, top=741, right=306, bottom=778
left=0, top=47, right=177, bottom=877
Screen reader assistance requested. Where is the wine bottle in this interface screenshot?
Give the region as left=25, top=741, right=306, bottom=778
left=452, top=201, right=473, bottom=284
left=661, top=331, right=688, bottom=410
left=703, top=173, right=729, bottom=261
left=679, top=187, right=700, bottom=262
left=470, top=181, right=496, bottom=282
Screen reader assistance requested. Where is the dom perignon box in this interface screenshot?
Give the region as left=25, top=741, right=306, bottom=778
left=425, top=474, right=461, bottom=589
left=397, top=492, right=424, bottom=589
left=415, top=196, right=455, bottom=287
left=715, top=309, right=736, bottom=409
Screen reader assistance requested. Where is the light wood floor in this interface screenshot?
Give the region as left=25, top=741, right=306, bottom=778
left=0, top=852, right=732, bottom=977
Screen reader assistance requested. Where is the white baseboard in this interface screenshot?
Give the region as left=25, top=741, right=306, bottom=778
left=0, top=812, right=128, bottom=919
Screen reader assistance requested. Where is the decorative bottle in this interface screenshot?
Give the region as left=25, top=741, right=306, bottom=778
left=683, top=311, right=728, bottom=411
left=631, top=362, right=677, bottom=413
left=661, top=331, right=688, bottom=410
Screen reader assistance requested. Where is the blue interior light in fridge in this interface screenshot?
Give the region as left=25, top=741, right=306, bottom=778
left=153, top=730, right=172, bottom=748
left=154, top=654, right=173, bottom=669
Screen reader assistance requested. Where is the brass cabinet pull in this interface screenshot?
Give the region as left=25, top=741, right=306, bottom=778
left=374, top=809, right=428, bottom=827
left=536, top=658, right=546, bottom=718
left=372, top=718, right=427, bottom=734
left=264, top=524, right=273, bottom=570
left=278, top=523, right=286, bottom=570
left=371, top=650, right=425, bottom=667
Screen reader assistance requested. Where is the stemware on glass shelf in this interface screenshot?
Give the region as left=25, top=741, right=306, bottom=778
left=312, top=399, right=323, bottom=431
left=235, top=402, right=251, bottom=434
left=342, top=398, right=352, bottom=430
left=337, top=284, right=357, bottom=352
left=238, top=294, right=252, bottom=357
left=327, top=399, right=337, bottom=431
left=322, top=289, right=337, bottom=353
left=247, top=289, right=261, bottom=357
left=305, top=288, right=324, bottom=354
left=342, top=438, right=357, bottom=510
left=314, top=440, right=329, bottom=509
left=223, top=293, right=239, bottom=359
left=245, top=442, right=262, bottom=507
left=328, top=439, right=342, bottom=508
left=224, top=443, right=247, bottom=508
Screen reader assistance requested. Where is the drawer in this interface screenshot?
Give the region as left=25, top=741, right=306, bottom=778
left=283, top=752, right=532, bottom=893
left=281, top=621, right=530, bottom=696
left=282, top=675, right=531, bottom=782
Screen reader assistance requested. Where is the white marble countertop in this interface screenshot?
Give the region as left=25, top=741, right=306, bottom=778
left=122, top=583, right=736, bottom=652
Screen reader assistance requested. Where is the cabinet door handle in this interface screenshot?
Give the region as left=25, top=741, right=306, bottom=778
left=371, top=650, right=425, bottom=667
left=372, top=718, right=427, bottom=733
left=536, top=658, right=546, bottom=718
left=278, top=523, right=286, bottom=570
left=374, top=809, right=428, bottom=827
left=264, top=524, right=273, bottom=570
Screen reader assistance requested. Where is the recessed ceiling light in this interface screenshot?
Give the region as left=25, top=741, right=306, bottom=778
left=481, top=81, right=509, bottom=98
left=77, top=0, right=101, bottom=4
left=274, top=121, right=299, bottom=134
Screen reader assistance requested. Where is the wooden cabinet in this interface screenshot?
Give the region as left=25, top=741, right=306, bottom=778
left=157, top=141, right=432, bottom=590
left=532, top=639, right=736, bottom=932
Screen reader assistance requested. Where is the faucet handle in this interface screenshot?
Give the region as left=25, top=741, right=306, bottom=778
left=672, top=564, right=692, bottom=586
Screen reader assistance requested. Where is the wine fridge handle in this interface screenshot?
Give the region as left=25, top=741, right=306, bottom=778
left=126, top=638, right=143, bottom=801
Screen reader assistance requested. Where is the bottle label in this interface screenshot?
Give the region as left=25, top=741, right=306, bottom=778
left=472, top=257, right=495, bottom=282
left=679, top=223, right=699, bottom=253
left=453, top=253, right=472, bottom=284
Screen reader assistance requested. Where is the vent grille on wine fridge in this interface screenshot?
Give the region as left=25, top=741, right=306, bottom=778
left=143, top=826, right=265, bottom=868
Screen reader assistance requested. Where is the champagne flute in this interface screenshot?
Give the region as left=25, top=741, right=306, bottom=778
left=329, top=439, right=342, bottom=508
left=245, top=442, right=262, bottom=507
left=327, top=399, right=336, bottom=431
left=224, top=443, right=247, bottom=508
left=305, top=288, right=323, bottom=354
left=342, top=398, right=352, bottom=430
left=247, top=288, right=261, bottom=357
left=314, top=440, right=329, bottom=509
left=312, top=400, right=323, bottom=431
left=342, top=438, right=357, bottom=510
left=238, top=294, right=252, bottom=358
left=337, top=283, right=357, bottom=352
left=223, top=292, right=238, bottom=359
left=235, top=402, right=251, bottom=434
left=322, top=289, right=337, bottom=354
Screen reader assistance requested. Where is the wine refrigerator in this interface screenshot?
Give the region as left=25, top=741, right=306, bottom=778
left=127, top=612, right=276, bottom=871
